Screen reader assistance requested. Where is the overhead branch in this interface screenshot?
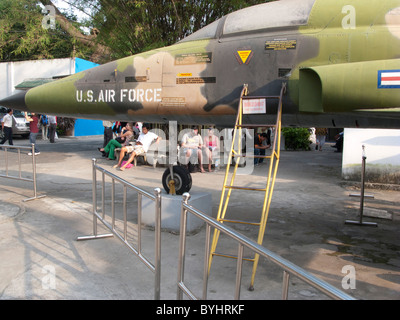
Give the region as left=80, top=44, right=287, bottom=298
left=40, top=0, right=111, bottom=63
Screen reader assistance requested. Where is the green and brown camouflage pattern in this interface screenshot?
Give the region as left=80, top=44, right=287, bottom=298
left=2, top=0, right=400, bottom=128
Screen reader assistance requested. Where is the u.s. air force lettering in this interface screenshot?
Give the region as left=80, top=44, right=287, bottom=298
left=76, top=88, right=162, bottom=103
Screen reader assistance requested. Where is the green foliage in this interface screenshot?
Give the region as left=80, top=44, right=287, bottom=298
left=282, top=128, right=312, bottom=151
left=0, top=0, right=272, bottom=62
left=0, top=0, right=94, bottom=62
left=81, top=0, right=271, bottom=60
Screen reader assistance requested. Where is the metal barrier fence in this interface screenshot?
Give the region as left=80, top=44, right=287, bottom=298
left=177, top=193, right=356, bottom=300
left=0, top=144, right=46, bottom=202
left=77, top=159, right=162, bottom=300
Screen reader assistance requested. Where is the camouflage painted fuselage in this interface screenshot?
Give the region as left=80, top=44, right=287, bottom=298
left=4, top=0, right=400, bottom=128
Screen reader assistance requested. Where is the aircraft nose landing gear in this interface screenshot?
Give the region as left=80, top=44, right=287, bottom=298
left=162, top=165, right=192, bottom=195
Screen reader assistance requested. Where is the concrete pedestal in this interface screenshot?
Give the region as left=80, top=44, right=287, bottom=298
left=141, top=191, right=211, bottom=233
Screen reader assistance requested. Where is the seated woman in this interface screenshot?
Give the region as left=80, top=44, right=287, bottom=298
left=203, top=127, right=220, bottom=172
left=98, top=122, right=134, bottom=160
left=115, top=124, right=130, bottom=144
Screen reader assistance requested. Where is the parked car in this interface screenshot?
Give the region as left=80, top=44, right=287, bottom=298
left=0, top=106, right=30, bottom=138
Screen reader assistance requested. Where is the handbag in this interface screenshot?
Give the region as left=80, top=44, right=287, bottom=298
left=115, top=136, right=125, bottom=144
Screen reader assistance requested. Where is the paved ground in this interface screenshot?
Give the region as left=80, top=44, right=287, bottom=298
left=0, top=135, right=399, bottom=300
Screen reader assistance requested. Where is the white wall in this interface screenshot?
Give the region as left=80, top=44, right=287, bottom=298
left=342, top=128, right=400, bottom=184
left=0, top=58, right=75, bottom=99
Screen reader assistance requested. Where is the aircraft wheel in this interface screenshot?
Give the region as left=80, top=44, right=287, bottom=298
left=162, top=166, right=192, bottom=195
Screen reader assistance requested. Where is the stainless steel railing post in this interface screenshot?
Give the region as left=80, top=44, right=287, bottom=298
left=345, top=146, right=377, bottom=227
left=154, top=188, right=162, bottom=300
left=234, top=243, right=244, bottom=300
left=282, top=270, right=290, bottom=300
left=92, top=158, right=98, bottom=237
left=202, top=224, right=211, bottom=300
left=31, top=144, right=37, bottom=198
left=177, top=193, right=190, bottom=300
left=138, top=193, right=142, bottom=253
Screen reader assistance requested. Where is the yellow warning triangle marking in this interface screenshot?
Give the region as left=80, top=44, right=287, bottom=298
left=237, top=50, right=252, bottom=64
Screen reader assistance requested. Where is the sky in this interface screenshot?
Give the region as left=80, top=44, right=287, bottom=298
left=51, top=0, right=89, bottom=22
left=50, top=0, right=92, bottom=33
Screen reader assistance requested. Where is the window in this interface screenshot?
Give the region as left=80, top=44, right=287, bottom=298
left=180, top=19, right=221, bottom=42
left=180, top=0, right=316, bottom=42
left=223, top=0, right=315, bottom=36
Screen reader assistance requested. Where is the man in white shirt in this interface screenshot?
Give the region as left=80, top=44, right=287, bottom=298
left=1, top=108, right=14, bottom=146
left=114, top=123, right=161, bottom=171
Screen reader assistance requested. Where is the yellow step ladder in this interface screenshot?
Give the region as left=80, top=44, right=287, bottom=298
left=209, top=82, right=286, bottom=290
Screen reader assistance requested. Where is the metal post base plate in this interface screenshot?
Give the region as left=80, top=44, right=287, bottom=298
left=76, top=234, right=114, bottom=241
left=345, top=220, right=377, bottom=227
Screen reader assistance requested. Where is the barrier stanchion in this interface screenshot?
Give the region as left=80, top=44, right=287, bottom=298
left=0, top=143, right=46, bottom=201
left=345, top=145, right=377, bottom=227
left=77, top=159, right=162, bottom=299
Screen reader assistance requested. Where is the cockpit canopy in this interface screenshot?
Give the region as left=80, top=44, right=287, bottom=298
left=181, top=0, right=316, bottom=42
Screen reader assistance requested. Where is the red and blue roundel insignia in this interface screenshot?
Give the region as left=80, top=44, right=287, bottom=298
left=378, top=70, right=400, bottom=89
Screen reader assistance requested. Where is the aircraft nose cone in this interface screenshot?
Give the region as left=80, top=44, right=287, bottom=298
left=0, top=91, right=27, bottom=110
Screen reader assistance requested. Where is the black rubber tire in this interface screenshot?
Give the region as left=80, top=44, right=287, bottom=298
left=162, top=166, right=192, bottom=195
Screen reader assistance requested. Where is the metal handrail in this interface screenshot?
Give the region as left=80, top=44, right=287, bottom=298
left=0, top=144, right=46, bottom=201
left=177, top=193, right=355, bottom=300
left=77, top=159, right=162, bottom=300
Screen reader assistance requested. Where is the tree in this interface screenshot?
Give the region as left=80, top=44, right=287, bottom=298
left=39, top=0, right=111, bottom=62
left=282, top=128, right=312, bottom=151
left=0, top=0, right=271, bottom=63
left=69, top=0, right=270, bottom=60
left=0, top=0, right=96, bottom=62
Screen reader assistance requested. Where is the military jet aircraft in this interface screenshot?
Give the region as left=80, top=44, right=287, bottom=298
left=1, top=0, right=399, bottom=193
left=1, top=0, right=399, bottom=128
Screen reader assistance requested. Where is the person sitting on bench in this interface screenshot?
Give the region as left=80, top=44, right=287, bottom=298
left=114, top=123, right=161, bottom=171
left=181, top=126, right=206, bottom=173
left=98, top=122, right=134, bottom=160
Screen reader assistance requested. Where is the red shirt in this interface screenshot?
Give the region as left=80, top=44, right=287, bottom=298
left=30, top=116, right=39, bottom=133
